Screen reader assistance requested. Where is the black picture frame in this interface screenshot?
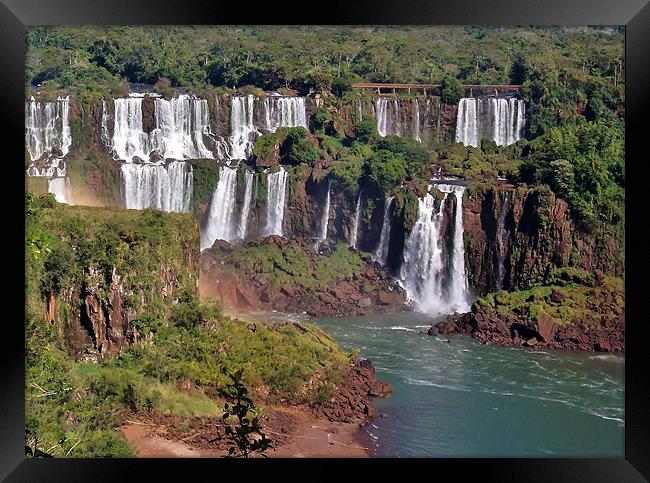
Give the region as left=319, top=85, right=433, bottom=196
left=2, top=1, right=649, bottom=480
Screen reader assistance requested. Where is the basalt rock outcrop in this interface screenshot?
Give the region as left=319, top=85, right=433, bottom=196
left=463, top=184, right=624, bottom=296
left=36, top=206, right=200, bottom=359
left=312, top=359, right=393, bottom=423
left=430, top=268, right=624, bottom=352
left=199, top=236, right=408, bottom=316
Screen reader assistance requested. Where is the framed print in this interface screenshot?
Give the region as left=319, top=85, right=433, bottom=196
left=1, top=0, right=649, bottom=480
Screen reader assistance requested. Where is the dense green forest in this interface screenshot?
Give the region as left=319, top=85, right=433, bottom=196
left=26, top=26, right=624, bottom=125
left=24, top=25, right=626, bottom=458
left=25, top=25, right=625, bottom=241
left=25, top=194, right=350, bottom=456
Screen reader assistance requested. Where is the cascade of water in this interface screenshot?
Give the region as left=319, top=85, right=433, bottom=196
left=201, top=166, right=239, bottom=250
left=238, top=170, right=254, bottom=240
left=455, top=97, right=525, bottom=148
left=264, top=167, right=288, bottom=237
left=374, top=196, right=394, bottom=265
left=412, top=99, right=421, bottom=142
left=515, top=99, right=526, bottom=142
left=506, top=98, right=516, bottom=146
left=496, top=190, right=511, bottom=290
left=150, top=95, right=213, bottom=160
left=315, top=179, right=331, bottom=250
left=168, top=160, right=194, bottom=212
left=111, top=98, right=150, bottom=162
left=122, top=163, right=170, bottom=210
left=262, top=96, right=308, bottom=132
left=47, top=177, right=72, bottom=204
left=399, top=183, right=471, bottom=314
left=121, top=161, right=192, bottom=213
left=393, top=99, right=401, bottom=136
left=356, top=98, right=364, bottom=122
left=230, top=95, right=259, bottom=160
left=350, top=190, right=363, bottom=249
left=375, top=98, right=402, bottom=137
left=400, top=191, right=449, bottom=313
left=25, top=96, right=72, bottom=163
left=375, top=98, right=388, bottom=137
left=26, top=160, right=66, bottom=178
left=101, top=100, right=111, bottom=147
left=436, top=183, right=470, bottom=313
left=455, top=98, right=479, bottom=147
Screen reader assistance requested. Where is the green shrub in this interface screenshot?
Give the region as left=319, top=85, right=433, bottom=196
left=364, top=150, right=407, bottom=194
left=352, top=119, right=378, bottom=144
left=440, top=75, right=464, bottom=104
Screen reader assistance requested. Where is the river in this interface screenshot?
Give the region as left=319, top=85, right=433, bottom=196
left=243, top=311, right=624, bottom=457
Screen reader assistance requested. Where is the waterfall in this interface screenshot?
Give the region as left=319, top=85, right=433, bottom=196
left=25, top=96, right=72, bottom=163
left=455, top=98, right=479, bottom=147
left=121, top=161, right=192, bottom=213
left=212, top=95, right=231, bottom=160
left=168, top=160, right=194, bottom=212
left=375, top=98, right=401, bottom=137
left=108, top=95, right=218, bottom=162
left=400, top=191, right=448, bottom=313
left=237, top=170, right=254, bottom=240
left=47, top=177, right=72, bottom=204
left=374, top=196, right=394, bottom=265
left=27, top=160, right=66, bottom=178
left=514, top=99, right=526, bottom=145
left=101, top=100, right=110, bottom=147
left=350, top=190, right=363, bottom=249
left=399, top=184, right=470, bottom=314
left=412, top=99, right=421, bottom=142
left=150, top=95, right=213, bottom=160
left=25, top=96, right=74, bottom=202
left=111, top=98, right=150, bottom=162
left=262, top=96, right=308, bottom=132
left=201, top=166, right=239, bottom=250
left=437, top=184, right=470, bottom=313
left=496, top=191, right=511, bottom=290
left=376, top=98, right=387, bottom=137
left=230, top=95, right=258, bottom=160
left=265, top=167, right=288, bottom=237
left=455, top=97, right=525, bottom=148
left=315, top=179, right=331, bottom=250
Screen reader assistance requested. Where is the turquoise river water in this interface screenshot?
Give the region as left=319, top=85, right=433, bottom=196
left=244, top=311, right=624, bottom=457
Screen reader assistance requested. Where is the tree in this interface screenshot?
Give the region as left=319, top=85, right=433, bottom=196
left=221, top=369, right=272, bottom=458
left=352, top=119, right=378, bottom=144
left=364, top=150, right=408, bottom=194
left=440, top=75, right=464, bottom=104
left=331, top=75, right=353, bottom=98
left=509, top=56, right=528, bottom=84
left=549, top=159, right=575, bottom=198
left=280, top=127, right=321, bottom=165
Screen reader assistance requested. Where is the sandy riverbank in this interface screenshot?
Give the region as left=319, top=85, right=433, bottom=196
left=120, top=405, right=371, bottom=458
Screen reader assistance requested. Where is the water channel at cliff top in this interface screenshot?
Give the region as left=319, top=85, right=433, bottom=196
left=243, top=311, right=624, bottom=457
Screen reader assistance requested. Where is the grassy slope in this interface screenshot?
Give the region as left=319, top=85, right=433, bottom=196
left=472, top=268, right=624, bottom=328
left=210, top=240, right=368, bottom=291
left=25, top=197, right=351, bottom=457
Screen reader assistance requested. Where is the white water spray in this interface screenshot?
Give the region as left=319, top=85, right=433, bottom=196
left=201, top=166, right=239, bottom=250
left=374, top=196, right=394, bottom=265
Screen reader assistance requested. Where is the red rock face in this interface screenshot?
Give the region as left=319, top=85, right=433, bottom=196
left=45, top=243, right=199, bottom=360
left=463, top=185, right=623, bottom=296
left=311, top=359, right=393, bottom=423
left=432, top=272, right=625, bottom=353
left=199, top=238, right=409, bottom=317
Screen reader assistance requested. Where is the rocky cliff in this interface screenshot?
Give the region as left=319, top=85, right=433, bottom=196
left=432, top=267, right=624, bottom=352
left=28, top=203, right=199, bottom=358
left=199, top=237, right=407, bottom=316
left=463, top=183, right=624, bottom=296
